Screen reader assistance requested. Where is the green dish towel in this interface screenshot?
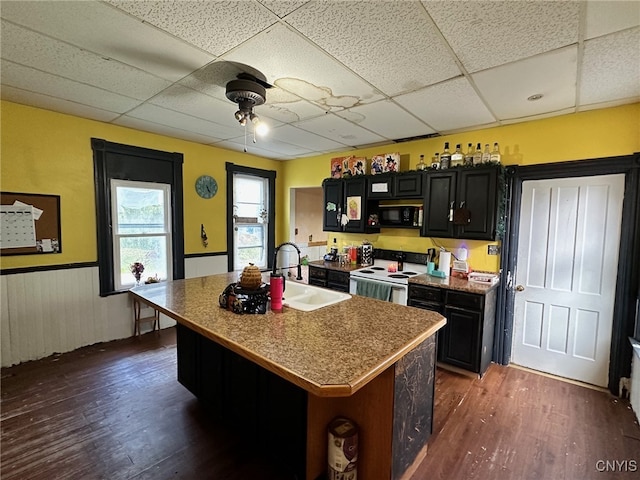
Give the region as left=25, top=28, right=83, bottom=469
left=356, top=279, right=392, bottom=301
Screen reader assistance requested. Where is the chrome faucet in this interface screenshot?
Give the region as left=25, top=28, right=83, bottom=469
left=272, top=242, right=303, bottom=280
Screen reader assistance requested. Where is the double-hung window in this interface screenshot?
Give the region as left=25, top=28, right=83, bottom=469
left=233, top=174, right=269, bottom=269
left=92, top=138, right=184, bottom=296
left=111, top=180, right=172, bottom=290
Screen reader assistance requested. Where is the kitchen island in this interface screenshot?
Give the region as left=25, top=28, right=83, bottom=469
left=129, top=272, right=446, bottom=480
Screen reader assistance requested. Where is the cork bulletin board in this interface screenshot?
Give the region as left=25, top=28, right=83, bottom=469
left=0, top=192, right=62, bottom=256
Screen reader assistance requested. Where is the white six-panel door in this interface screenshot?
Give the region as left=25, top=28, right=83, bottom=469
left=512, top=174, right=625, bottom=387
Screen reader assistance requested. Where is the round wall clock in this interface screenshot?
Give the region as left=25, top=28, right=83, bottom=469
left=195, top=175, right=218, bottom=199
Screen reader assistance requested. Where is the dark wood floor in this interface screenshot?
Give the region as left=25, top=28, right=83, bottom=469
left=2, top=328, right=639, bottom=480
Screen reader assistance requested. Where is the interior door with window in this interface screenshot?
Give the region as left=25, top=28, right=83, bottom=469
left=232, top=174, right=269, bottom=270
left=511, top=174, right=624, bottom=387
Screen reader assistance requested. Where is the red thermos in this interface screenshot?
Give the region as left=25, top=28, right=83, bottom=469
left=270, top=273, right=285, bottom=311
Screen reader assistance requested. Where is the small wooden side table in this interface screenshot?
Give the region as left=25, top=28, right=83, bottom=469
left=132, top=296, right=160, bottom=336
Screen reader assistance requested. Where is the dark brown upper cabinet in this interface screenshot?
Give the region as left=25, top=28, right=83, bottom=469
left=422, top=166, right=499, bottom=240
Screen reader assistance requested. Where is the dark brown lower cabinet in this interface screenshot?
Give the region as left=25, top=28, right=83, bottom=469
left=327, top=269, right=350, bottom=292
left=408, top=284, right=496, bottom=376
left=177, top=322, right=437, bottom=480
left=308, top=265, right=350, bottom=292
left=176, top=324, right=307, bottom=479
left=308, top=264, right=327, bottom=288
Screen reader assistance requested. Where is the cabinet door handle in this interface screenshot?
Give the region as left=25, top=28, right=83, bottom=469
left=460, top=201, right=465, bottom=208
left=448, top=201, right=454, bottom=221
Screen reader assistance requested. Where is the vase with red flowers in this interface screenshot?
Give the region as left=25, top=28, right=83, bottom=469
left=130, top=262, right=145, bottom=286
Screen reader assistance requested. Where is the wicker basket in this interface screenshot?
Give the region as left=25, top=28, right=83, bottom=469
left=238, top=263, right=263, bottom=290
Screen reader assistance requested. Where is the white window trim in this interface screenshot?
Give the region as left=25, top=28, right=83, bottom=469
left=110, top=179, right=173, bottom=291
left=233, top=174, right=269, bottom=269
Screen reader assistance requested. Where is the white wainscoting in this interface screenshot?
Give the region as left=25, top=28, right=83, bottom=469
left=184, top=255, right=228, bottom=279
left=1, top=255, right=228, bottom=368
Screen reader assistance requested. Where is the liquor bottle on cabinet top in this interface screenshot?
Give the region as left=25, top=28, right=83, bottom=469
left=416, top=154, right=427, bottom=171
left=464, top=143, right=474, bottom=166
left=481, top=144, right=491, bottom=163
left=490, top=142, right=502, bottom=163
left=451, top=144, right=464, bottom=167
left=473, top=143, right=483, bottom=165
left=431, top=153, right=440, bottom=169
left=439, top=142, right=451, bottom=169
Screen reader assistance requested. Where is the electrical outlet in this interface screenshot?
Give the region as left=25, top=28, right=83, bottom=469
left=487, top=244, right=501, bottom=255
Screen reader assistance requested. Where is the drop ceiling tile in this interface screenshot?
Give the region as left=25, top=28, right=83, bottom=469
left=209, top=140, right=260, bottom=157
left=1, top=60, right=140, bottom=113
left=580, top=28, right=640, bottom=106
left=500, top=107, right=576, bottom=125
left=472, top=46, right=578, bottom=120
left=114, top=116, right=225, bottom=145
left=1, top=85, right=121, bottom=123
left=125, top=104, right=241, bottom=139
left=211, top=139, right=301, bottom=160
left=584, top=1, right=640, bottom=39
left=222, top=23, right=385, bottom=110
left=394, top=77, right=495, bottom=132
left=336, top=100, right=436, bottom=141
left=268, top=124, right=350, bottom=151
left=0, top=21, right=171, bottom=100
left=218, top=136, right=315, bottom=158
left=258, top=0, right=309, bottom=19
left=0, top=1, right=214, bottom=82
left=578, top=98, right=640, bottom=112
left=261, top=86, right=328, bottom=123
left=424, top=1, right=579, bottom=73
left=294, top=114, right=387, bottom=147
left=106, top=0, right=278, bottom=56
left=284, top=1, right=460, bottom=96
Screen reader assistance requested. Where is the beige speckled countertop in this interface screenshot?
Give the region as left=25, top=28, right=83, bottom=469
left=130, top=272, right=445, bottom=398
left=309, top=260, right=499, bottom=295
left=409, top=274, right=499, bottom=294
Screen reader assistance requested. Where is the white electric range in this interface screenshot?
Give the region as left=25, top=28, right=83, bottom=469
left=349, top=259, right=426, bottom=305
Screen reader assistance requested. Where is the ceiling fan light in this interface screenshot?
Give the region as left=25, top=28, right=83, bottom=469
left=255, top=121, right=269, bottom=137
left=250, top=112, right=259, bottom=124
left=234, top=110, right=244, bottom=121
left=239, top=117, right=247, bottom=127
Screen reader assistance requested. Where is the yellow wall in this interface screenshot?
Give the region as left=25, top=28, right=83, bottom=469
left=282, top=103, right=640, bottom=272
left=0, top=101, right=283, bottom=269
left=2, top=101, right=638, bottom=272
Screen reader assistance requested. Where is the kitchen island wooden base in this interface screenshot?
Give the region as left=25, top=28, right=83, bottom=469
left=177, top=324, right=436, bottom=480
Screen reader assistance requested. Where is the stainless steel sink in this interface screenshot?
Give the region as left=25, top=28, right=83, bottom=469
left=283, top=282, right=351, bottom=312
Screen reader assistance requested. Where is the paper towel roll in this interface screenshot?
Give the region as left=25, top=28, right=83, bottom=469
left=439, top=251, right=451, bottom=277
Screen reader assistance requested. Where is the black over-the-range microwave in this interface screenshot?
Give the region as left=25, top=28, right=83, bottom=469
left=378, top=205, right=419, bottom=227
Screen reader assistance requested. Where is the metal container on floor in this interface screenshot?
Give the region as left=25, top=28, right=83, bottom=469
left=328, top=417, right=358, bottom=479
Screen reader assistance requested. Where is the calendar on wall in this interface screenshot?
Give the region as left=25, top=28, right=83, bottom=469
left=0, top=192, right=61, bottom=256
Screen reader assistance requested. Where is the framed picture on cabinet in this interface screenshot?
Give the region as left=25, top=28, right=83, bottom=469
left=371, top=155, right=385, bottom=175
left=348, top=156, right=367, bottom=175
left=330, top=157, right=344, bottom=178
left=383, top=152, right=400, bottom=172
left=346, top=196, right=361, bottom=221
